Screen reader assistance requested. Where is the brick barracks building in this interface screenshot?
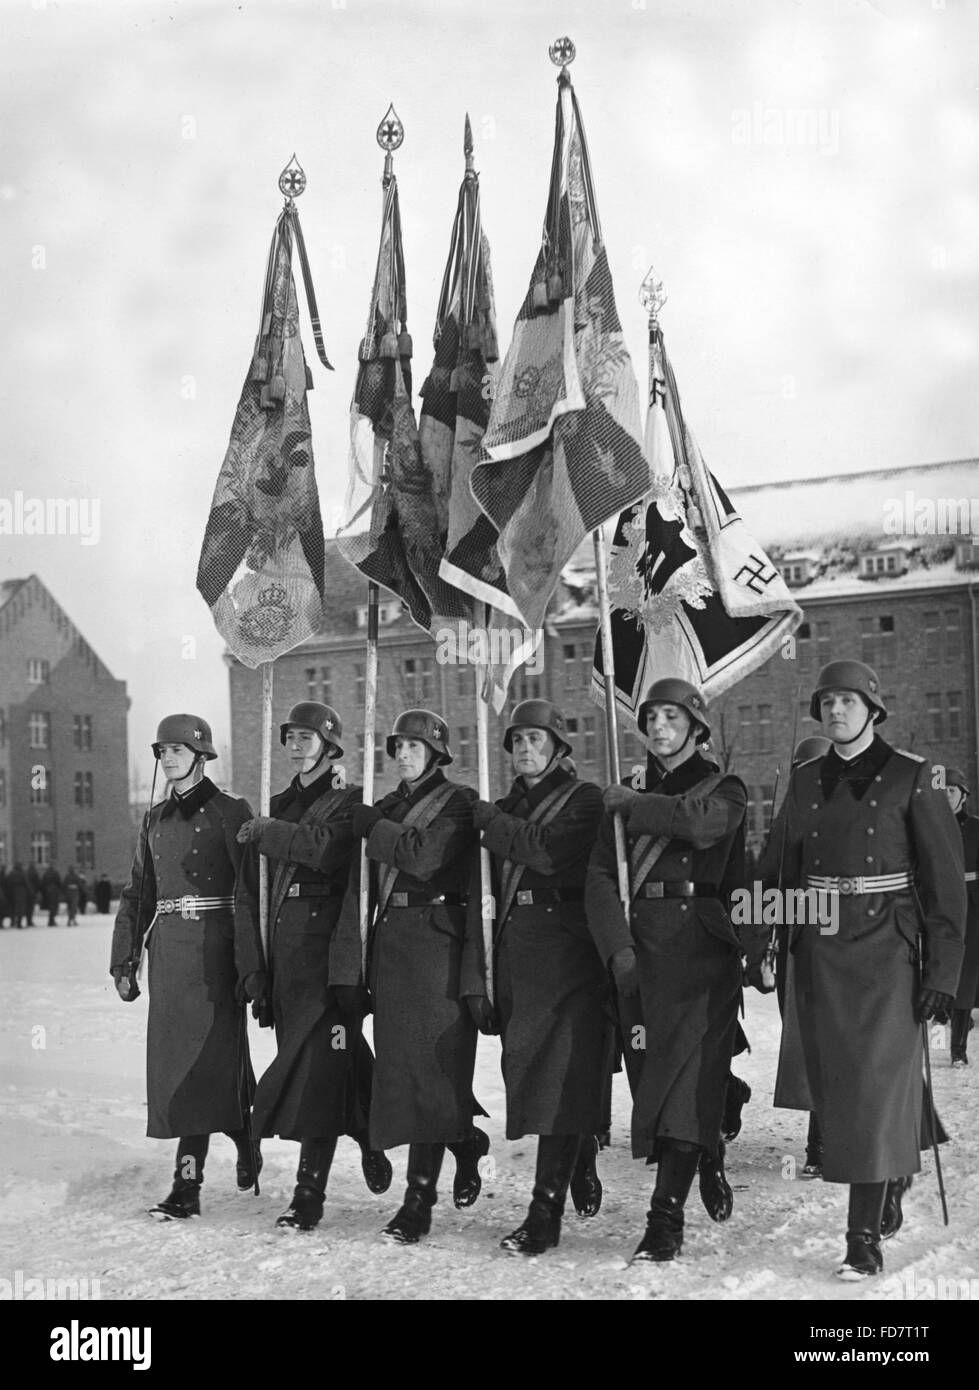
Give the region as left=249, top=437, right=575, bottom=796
left=0, top=576, right=132, bottom=885
left=229, top=458, right=979, bottom=854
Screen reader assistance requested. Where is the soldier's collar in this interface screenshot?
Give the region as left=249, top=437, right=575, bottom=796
left=398, top=766, right=446, bottom=803
left=518, top=763, right=572, bottom=808
left=283, top=763, right=337, bottom=810
left=646, top=749, right=714, bottom=794
left=160, top=775, right=217, bottom=820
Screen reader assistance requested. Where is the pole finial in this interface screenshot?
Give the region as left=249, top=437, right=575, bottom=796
left=464, top=112, right=475, bottom=174
left=549, top=36, right=576, bottom=71
left=640, top=266, right=668, bottom=323
left=278, top=154, right=306, bottom=202
left=377, top=104, right=404, bottom=184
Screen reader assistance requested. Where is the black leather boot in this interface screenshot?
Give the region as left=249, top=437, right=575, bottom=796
left=836, top=1181, right=886, bottom=1279
left=500, top=1134, right=581, bottom=1256
left=569, top=1135, right=603, bottom=1219
left=446, top=1128, right=490, bottom=1209
left=881, top=1175, right=913, bottom=1240
left=352, top=1129, right=393, bottom=1195
left=225, top=1128, right=263, bottom=1193
left=149, top=1135, right=208, bottom=1219
left=276, top=1137, right=338, bottom=1231
left=722, top=1074, right=752, bottom=1142
left=698, top=1139, right=733, bottom=1223
left=384, top=1144, right=445, bottom=1244
left=802, top=1111, right=823, bottom=1178
left=632, top=1141, right=701, bottom=1262
left=951, top=1008, right=972, bottom=1067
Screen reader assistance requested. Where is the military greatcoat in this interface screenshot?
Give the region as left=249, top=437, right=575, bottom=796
left=586, top=752, right=747, bottom=1161
left=954, top=809, right=979, bottom=1010
left=235, top=766, right=372, bottom=1142
left=331, top=768, right=480, bottom=1150
left=762, top=737, right=965, bottom=1183
left=461, top=765, right=611, bottom=1140
left=110, top=777, right=254, bottom=1139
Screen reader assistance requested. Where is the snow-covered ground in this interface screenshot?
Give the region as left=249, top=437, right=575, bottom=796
left=1, top=916, right=977, bottom=1302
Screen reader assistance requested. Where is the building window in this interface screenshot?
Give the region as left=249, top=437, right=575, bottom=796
left=757, top=705, right=773, bottom=754
left=796, top=622, right=812, bottom=671
left=860, top=616, right=876, bottom=669
left=320, top=667, right=332, bottom=704
left=582, top=717, right=596, bottom=763
left=457, top=725, right=472, bottom=768
left=27, top=658, right=50, bottom=685
left=514, top=671, right=541, bottom=702
left=356, top=734, right=385, bottom=777
left=29, top=712, right=51, bottom=749
left=947, top=691, right=962, bottom=741
left=73, top=715, right=93, bottom=751
left=456, top=666, right=470, bottom=698
left=563, top=643, right=577, bottom=690
left=760, top=784, right=775, bottom=835
left=75, top=831, right=95, bottom=871
left=0, top=769, right=5, bottom=806
left=927, top=692, right=943, bottom=741
left=305, top=667, right=318, bottom=699
left=815, top=621, right=831, bottom=666
left=73, top=771, right=94, bottom=807
left=355, top=664, right=365, bottom=704
left=621, top=730, right=638, bottom=763
left=738, top=705, right=753, bottom=754
left=944, top=610, right=961, bottom=663
left=924, top=613, right=940, bottom=664
left=30, top=769, right=50, bottom=806
left=31, top=832, right=53, bottom=867
left=565, top=717, right=579, bottom=738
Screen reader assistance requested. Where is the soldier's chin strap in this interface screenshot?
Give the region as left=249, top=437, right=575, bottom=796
left=830, top=703, right=877, bottom=748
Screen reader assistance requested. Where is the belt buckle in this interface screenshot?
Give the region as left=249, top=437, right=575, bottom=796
left=837, top=877, right=858, bottom=896
left=645, top=882, right=665, bottom=899
left=677, top=882, right=695, bottom=897
left=516, top=890, right=533, bottom=906
left=158, top=898, right=173, bottom=915
left=287, top=883, right=300, bottom=898
left=391, top=891, right=408, bottom=908
left=180, top=895, right=200, bottom=920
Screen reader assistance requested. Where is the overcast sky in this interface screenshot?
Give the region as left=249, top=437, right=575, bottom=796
left=2, top=0, right=977, bottom=791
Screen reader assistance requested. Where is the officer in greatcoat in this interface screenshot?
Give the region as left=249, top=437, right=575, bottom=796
left=235, top=702, right=392, bottom=1232
left=110, top=714, right=258, bottom=1219
left=461, top=699, right=611, bottom=1256
left=944, top=767, right=979, bottom=1067
left=332, top=709, right=488, bottom=1245
left=760, top=660, right=965, bottom=1279
left=586, top=678, right=748, bottom=1263
left=42, top=864, right=62, bottom=926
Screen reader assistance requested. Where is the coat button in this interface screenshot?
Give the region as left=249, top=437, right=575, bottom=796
left=867, top=908, right=876, bottom=916
left=867, top=827, right=875, bottom=835
left=865, top=857, right=873, bottom=864
left=814, top=859, right=822, bottom=867
left=811, top=831, right=819, bottom=838
left=869, top=800, right=878, bottom=807
left=680, top=903, right=687, bottom=912
left=874, top=776, right=882, bottom=783
left=811, top=803, right=819, bottom=810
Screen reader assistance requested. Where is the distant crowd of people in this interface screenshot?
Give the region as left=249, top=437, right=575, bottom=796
left=0, top=864, right=114, bottom=927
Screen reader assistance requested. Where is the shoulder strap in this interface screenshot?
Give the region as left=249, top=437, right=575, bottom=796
left=375, top=781, right=460, bottom=921
left=628, top=771, right=729, bottom=903
left=497, top=779, right=583, bottom=926
left=269, top=785, right=349, bottom=929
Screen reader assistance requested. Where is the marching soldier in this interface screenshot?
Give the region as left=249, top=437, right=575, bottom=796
left=332, top=709, right=487, bottom=1244
left=761, top=660, right=965, bottom=1279
left=110, top=714, right=258, bottom=1219
left=944, top=767, right=978, bottom=1068
left=461, top=699, right=611, bottom=1256
left=235, top=702, right=391, bottom=1232
left=586, top=678, right=747, bottom=1263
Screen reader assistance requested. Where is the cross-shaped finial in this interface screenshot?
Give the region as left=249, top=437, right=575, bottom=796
left=278, top=154, right=306, bottom=200
left=549, top=36, right=576, bottom=68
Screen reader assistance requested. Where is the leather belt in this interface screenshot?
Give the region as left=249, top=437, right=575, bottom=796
left=514, top=888, right=584, bottom=906
left=966, top=872, right=977, bottom=884
left=155, top=895, right=233, bottom=918
left=286, top=883, right=343, bottom=898
left=640, top=881, right=718, bottom=900
left=388, top=891, right=467, bottom=908
left=806, top=872, right=911, bottom=896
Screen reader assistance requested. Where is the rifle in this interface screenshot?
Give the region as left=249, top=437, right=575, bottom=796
left=121, top=761, right=159, bottom=1000
left=759, top=685, right=802, bottom=989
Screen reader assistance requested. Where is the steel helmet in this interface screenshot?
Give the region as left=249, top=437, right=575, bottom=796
left=279, top=702, right=344, bottom=757
left=809, top=661, right=887, bottom=724
left=152, top=713, right=217, bottom=760
left=944, top=766, right=970, bottom=796
left=792, top=735, right=831, bottom=766
left=386, top=709, right=452, bottom=765
left=503, top=699, right=573, bottom=759
left=637, top=678, right=711, bottom=743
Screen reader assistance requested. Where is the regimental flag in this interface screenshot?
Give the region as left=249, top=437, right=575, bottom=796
left=592, top=322, right=803, bottom=727
left=197, top=206, right=329, bottom=667
left=337, top=166, right=464, bottom=631
left=463, top=69, right=649, bottom=656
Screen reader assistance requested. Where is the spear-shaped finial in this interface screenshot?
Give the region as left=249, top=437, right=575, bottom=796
left=376, top=103, right=404, bottom=185
left=278, top=153, right=306, bottom=204
left=464, top=113, right=475, bottom=177
left=640, top=265, right=668, bottom=325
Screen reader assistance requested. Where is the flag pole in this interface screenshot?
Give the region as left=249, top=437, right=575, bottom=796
left=593, top=529, right=630, bottom=914
left=258, top=660, right=273, bottom=964
left=475, top=603, right=495, bottom=1006
left=359, top=583, right=379, bottom=974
